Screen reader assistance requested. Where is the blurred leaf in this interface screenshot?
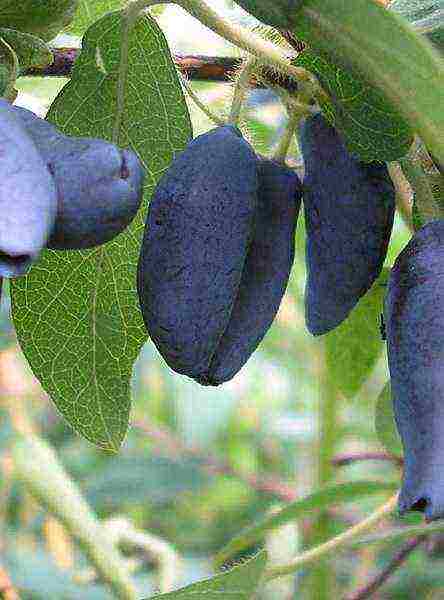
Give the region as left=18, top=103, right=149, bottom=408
left=215, top=480, right=398, bottom=567
left=68, top=0, right=124, bottom=36
left=325, top=269, right=389, bottom=399
left=4, top=543, right=109, bottom=599
left=292, top=0, right=444, bottom=166
left=375, top=381, right=403, bottom=457
left=148, top=551, right=267, bottom=599
left=83, top=456, right=208, bottom=507
left=0, top=0, right=79, bottom=41
left=295, top=51, right=413, bottom=163
left=427, top=27, right=444, bottom=53
left=0, top=28, right=52, bottom=70
left=0, top=34, right=18, bottom=99
left=11, top=11, right=192, bottom=450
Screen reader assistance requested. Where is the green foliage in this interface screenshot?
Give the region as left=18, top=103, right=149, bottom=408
left=0, top=35, right=17, bottom=98
left=292, top=0, right=444, bottom=165
left=0, top=0, right=79, bottom=41
left=375, top=381, right=402, bottom=457
left=83, top=455, right=208, bottom=507
left=147, top=551, right=267, bottom=600
left=11, top=11, right=192, bottom=450
left=325, top=270, right=388, bottom=399
left=294, top=51, right=413, bottom=162
left=68, top=0, right=125, bottom=36
left=0, top=28, right=52, bottom=70
left=215, top=480, right=398, bottom=567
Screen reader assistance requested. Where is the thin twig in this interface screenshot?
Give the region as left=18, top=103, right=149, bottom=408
left=25, top=49, right=299, bottom=91
left=265, top=494, right=399, bottom=581
left=273, top=101, right=309, bottom=162
left=228, top=56, right=257, bottom=124
left=332, top=452, right=403, bottom=468
left=344, top=536, right=425, bottom=600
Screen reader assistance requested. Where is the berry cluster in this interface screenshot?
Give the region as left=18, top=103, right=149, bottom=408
left=137, top=116, right=396, bottom=383
left=3, top=97, right=441, bottom=519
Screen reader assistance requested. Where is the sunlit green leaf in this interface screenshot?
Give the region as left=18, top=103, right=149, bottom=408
left=294, top=51, right=413, bottom=162
left=147, top=551, right=267, bottom=600
left=293, top=0, right=444, bottom=166
left=68, top=0, right=124, bottom=36
left=11, top=11, right=192, bottom=450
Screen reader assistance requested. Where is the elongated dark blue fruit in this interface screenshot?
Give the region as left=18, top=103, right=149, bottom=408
left=11, top=105, right=145, bottom=250
left=0, top=100, right=57, bottom=277
left=299, top=113, right=395, bottom=335
left=204, top=158, right=302, bottom=385
left=137, top=125, right=258, bottom=383
left=385, top=219, right=444, bottom=521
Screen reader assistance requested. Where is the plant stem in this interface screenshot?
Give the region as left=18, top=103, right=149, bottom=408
left=25, top=50, right=308, bottom=92
left=265, top=493, right=399, bottom=581
left=175, top=0, right=314, bottom=86
left=180, top=75, right=225, bottom=125
left=388, top=162, right=414, bottom=232
left=400, top=143, right=442, bottom=226
left=273, top=103, right=309, bottom=162
left=332, top=451, right=403, bottom=468
left=228, top=57, right=257, bottom=125
left=308, top=339, right=338, bottom=599
left=345, top=536, right=425, bottom=600
left=11, top=433, right=138, bottom=600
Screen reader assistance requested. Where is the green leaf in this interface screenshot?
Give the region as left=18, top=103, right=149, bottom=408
left=325, top=269, right=388, bottom=399
left=375, top=381, right=403, bottom=457
left=215, top=480, right=398, bottom=567
left=292, top=0, right=444, bottom=167
left=68, top=0, right=124, bottom=36
left=0, top=28, right=52, bottom=70
left=83, top=456, right=208, bottom=507
left=294, top=51, right=413, bottom=162
left=147, top=551, right=267, bottom=600
left=11, top=11, right=192, bottom=450
left=0, top=0, right=79, bottom=41
left=0, top=35, right=18, bottom=99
